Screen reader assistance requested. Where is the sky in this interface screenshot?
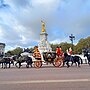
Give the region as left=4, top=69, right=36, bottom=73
left=0, top=0, right=90, bottom=52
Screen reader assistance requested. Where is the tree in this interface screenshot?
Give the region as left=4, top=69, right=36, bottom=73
left=74, top=36, right=90, bottom=54
left=6, top=47, right=23, bottom=56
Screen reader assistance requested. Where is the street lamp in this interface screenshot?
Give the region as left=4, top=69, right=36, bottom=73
left=69, top=34, right=75, bottom=54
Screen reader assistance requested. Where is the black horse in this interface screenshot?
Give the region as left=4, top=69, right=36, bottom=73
left=83, top=48, right=90, bottom=65
left=0, top=58, right=4, bottom=68
left=84, top=52, right=90, bottom=66
left=63, top=53, right=82, bottom=67
left=72, top=55, right=83, bottom=67
left=15, top=55, right=33, bottom=68
left=63, top=53, right=71, bottom=68
left=0, top=57, right=11, bottom=69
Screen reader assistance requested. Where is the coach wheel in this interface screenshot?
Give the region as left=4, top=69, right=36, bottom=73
left=53, top=58, right=63, bottom=67
left=34, top=61, right=42, bottom=68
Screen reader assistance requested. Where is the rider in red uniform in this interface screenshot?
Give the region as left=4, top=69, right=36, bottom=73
left=56, top=46, right=63, bottom=57
left=68, top=47, right=72, bottom=55
left=33, top=46, right=41, bottom=59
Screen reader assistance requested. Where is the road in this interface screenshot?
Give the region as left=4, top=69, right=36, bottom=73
left=0, top=64, right=90, bottom=90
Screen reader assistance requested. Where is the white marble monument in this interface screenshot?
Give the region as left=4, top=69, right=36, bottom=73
left=38, top=21, right=52, bottom=54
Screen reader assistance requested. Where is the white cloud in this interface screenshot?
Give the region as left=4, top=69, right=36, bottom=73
left=0, top=0, right=90, bottom=51
left=50, top=37, right=70, bottom=44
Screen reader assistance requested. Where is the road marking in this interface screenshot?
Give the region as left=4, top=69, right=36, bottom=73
left=0, top=79, right=90, bottom=84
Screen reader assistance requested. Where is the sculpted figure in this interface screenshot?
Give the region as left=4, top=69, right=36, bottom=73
left=41, top=20, right=45, bottom=32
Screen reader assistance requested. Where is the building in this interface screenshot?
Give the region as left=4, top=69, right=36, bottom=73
left=0, top=43, right=5, bottom=57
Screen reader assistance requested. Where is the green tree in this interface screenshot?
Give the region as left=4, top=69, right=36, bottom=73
left=6, top=47, right=23, bottom=56
left=74, top=36, right=90, bottom=54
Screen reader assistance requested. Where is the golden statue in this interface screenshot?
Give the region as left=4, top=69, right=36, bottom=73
left=41, top=20, right=45, bottom=32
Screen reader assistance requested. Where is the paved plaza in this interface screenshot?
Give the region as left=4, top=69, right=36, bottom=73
left=0, top=64, right=90, bottom=90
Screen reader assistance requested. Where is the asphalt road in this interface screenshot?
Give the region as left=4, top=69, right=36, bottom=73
left=0, top=64, right=90, bottom=90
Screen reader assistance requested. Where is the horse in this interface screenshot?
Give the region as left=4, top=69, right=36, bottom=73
left=72, top=55, right=83, bottom=67
left=63, top=53, right=82, bottom=67
left=0, top=58, right=4, bottom=68
left=0, top=57, right=11, bottom=69
left=63, top=53, right=71, bottom=68
left=15, top=55, right=33, bottom=68
left=84, top=52, right=90, bottom=66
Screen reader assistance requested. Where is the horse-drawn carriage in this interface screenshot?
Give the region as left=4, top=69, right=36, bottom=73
left=33, top=51, right=63, bottom=68
left=13, top=46, right=63, bottom=68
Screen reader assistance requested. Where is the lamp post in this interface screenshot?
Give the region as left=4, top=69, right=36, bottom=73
left=69, top=34, right=75, bottom=54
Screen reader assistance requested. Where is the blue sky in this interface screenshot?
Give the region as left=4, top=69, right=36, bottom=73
left=0, top=0, right=90, bottom=52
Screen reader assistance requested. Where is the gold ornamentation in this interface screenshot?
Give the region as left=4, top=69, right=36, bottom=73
left=41, top=20, right=45, bottom=32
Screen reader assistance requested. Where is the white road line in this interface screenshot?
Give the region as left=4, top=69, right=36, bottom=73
left=0, top=79, right=90, bottom=84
